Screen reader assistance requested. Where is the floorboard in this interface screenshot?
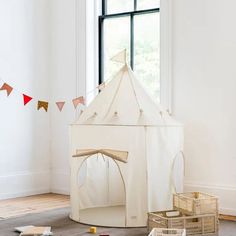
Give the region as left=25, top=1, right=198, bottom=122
left=0, top=207, right=236, bottom=236
left=0, top=194, right=236, bottom=235
left=219, top=214, right=236, bottom=222
left=0, top=194, right=69, bottom=219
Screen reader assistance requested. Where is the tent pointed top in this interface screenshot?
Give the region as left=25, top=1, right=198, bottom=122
left=74, top=54, right=182, bottom=127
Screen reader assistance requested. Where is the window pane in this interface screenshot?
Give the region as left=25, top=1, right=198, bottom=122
left=137, top=0, right=160, bottom=10
left=107, top=0, right=134, bottom=14
left=103, top=17, right=130, bottom=82
left=134, top=13, right=160, bottom=101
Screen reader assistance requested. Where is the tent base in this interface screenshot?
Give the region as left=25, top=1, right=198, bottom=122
left=72, top=205, right=126, bottom=227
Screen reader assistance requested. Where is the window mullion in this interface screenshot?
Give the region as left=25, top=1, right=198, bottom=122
left=134, top=0, right=137, bottom=11
left=130, top=14, right=134, bottom=69
left=102, top=0, right=107, bottom=15
left=99, top=17, right=104, bottom=84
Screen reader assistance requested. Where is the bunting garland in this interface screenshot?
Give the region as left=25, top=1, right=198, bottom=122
left=0, top=83, right=13, bottom=96
left=0, top=50, right=127, bottom=114
left=56, top=102, right=65, bottom=112
left=37, top=101, right=49, bottom=112
left=97, top=82, right=106, bottom=91
left=72, top=96, right=85, bottom=109
left=23, top=94, right=33, bottom=106
left=0, top=78, right=106, bottom=113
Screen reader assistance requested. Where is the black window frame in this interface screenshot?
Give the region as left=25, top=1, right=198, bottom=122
left=98, top=0, right=160, bottom=84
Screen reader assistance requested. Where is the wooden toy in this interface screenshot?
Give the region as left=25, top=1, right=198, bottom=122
left=89, top=227, right=97, bottom=234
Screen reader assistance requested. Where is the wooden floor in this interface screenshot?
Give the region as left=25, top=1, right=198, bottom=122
left=220, top=214, right=236, bottom=222
left=0, top=193, right=69, bottom=219
left=0, top=207, right=147, bottom=236
left=0, top=207, right=236, bottom=236
left=0, top=194, right=236, bottom=236
left=0, top=193, right=235, bottom=222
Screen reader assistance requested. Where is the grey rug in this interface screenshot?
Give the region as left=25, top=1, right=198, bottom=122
left=0, top=207, right=235, bottom=236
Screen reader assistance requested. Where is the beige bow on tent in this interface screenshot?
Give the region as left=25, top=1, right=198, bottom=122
left=72, top=149, right=128, bottom=163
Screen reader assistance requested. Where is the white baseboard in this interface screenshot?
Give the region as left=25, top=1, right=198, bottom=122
left=184, top=181, right=236, bottom=216
left=50, top=188, right=70, bottom=196
left=51, top=171, right=70, bottom=195
left=0, top=171, right=51, bottom=200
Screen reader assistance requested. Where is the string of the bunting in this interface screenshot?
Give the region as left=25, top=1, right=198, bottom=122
left=0, top=50, right=126, bottom=113
left=0, top=78, right=106, bottom=113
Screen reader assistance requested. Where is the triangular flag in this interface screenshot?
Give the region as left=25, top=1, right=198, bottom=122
left=23, top=94, right=33, bottom=106
left=110, top=49, right=127, bottom=64
left=97, top=82, right=106, bottom=91
left=0, top=83, right=13, bottom=96
left=56, top=101, right=65, bottom=112
left=72, top=96, right=85, bottom=109
left=37, top=100, right=49, bottom=112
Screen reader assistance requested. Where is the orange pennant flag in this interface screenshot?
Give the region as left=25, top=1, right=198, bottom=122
left=72, top=96, right=85, bottom=109
left=37, top=100, right=49, bottom=112
left=0, top=83, right=13, bottom=96
left=56, top=101, right=65, bottom=112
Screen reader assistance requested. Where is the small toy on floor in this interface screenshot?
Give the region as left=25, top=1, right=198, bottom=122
left=89, top=227, right=97, bottom=234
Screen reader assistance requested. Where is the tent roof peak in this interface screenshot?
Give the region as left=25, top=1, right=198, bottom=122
left=74, top=62, right=182, bottom=126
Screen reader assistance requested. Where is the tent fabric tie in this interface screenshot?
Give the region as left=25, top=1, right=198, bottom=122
left=73, top=149, right=128, bottom=163
left=103, top=66, right=126, bottom=120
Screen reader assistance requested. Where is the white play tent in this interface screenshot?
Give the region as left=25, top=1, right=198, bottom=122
left=70, top=63, right=184, bottom=227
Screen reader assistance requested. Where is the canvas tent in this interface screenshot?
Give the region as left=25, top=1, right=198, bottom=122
left=70, top=64, right=184, bottom=227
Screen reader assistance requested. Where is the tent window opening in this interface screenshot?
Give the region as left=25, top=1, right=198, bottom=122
left=99, top=0, right=160, bottom=102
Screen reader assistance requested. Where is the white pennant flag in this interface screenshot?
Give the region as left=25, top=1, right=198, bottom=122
left=97, top=82, right=106, bottom=91
left=110, top=49, right=127, bottom=64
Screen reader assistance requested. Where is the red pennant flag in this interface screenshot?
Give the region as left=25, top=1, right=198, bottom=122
left=0, top=83, right=13, bottom=96
left=56, top=101, right=65, bottom=112
left=72, top=96, right=85, bottom=109
left=23, top=94, right=33, bottom=106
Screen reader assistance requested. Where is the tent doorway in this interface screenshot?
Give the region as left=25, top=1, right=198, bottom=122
left=77, top=153, right=126, bottom=227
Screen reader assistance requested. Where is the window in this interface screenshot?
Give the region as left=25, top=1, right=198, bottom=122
left=99, top=0, right=160, bottom=101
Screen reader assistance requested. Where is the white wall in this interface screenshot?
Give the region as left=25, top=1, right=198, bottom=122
left=0, top=0, right=51, bottom=199
left=50, top=0, right=77, bottom=194
left=0, top=0, right=96, bottom=199
left=50, top=0, right=97, bottom=193
left=1, top=0, right=235, bottom=216
left=50, top=0, right=236, bottom=215
left=172, top=0, right=236, bottom=215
